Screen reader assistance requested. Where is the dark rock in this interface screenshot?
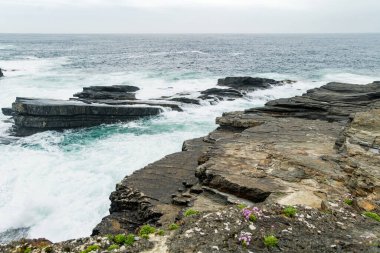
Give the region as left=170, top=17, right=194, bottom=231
left=0, top=68, right=3, bottom=77
left=73, top=85, right=139, bottom=100
left=10, top=97, right=162, bottom=134
left=93, top=137, right=212, bottom=235
left=217, top=76, right=291, bottom=91
left=246, top=81, right=380, bottom=122
left=190, top=184, right=203, bottom=194
left=169, top=97, right=201, bottom=105
left=1, top=108, right=13, bottom=116
left=198, top=88, right=244, bottom=101
left=172, top=194, right=195, bottom=206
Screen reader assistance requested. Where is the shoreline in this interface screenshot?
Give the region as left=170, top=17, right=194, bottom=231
left=1, top=79, right=380, bottom=252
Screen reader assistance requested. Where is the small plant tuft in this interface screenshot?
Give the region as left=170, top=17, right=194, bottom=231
left=344, top=199, right=353, bottom=205
left=139, top=225, right=156, bottom=238
left=264, top=235, right=279, bottom=247
left=107, top=244, right=119, bottom=251
left=156, top=229, right=165, bottom=236
left=363, top=212, right=380, bottom=222
left=283, top=206, right=297, bottom=217
left=113, top=234, right=127, bottom=245
left=184, top=209, right=200, bottom=217
left=125, top=234, right=135, bottom=246
left=249, top=213, right=257, bottom=222
left=168, top=223, right=179, bottom=230
left=237, top=203, right=248, bottom=210
left=24, top=248, right=32, bottom=253
left=80, top=245, right=100, bottom=253
left=45, top=247, right=53, bottom=253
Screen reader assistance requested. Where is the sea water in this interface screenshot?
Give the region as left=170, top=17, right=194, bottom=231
left=0, top=34, right=380, bottom=242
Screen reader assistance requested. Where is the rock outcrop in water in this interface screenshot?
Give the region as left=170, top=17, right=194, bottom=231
left=2, top=77, right=290, bottom=136
left=217, top=76, right=294, bottom=91
left=0, top=68, right=3, bottom=77
left=3, top=85, right=180, bottom=136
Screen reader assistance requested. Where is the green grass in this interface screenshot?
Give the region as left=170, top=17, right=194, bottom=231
left=363, top=212, right=380, bottom=222
left=107, top=233, right=135, bottom=246
left=113, top=234, right=127, bottom=245
left=237, top=203, right=248, bottom=210
left=138, top=225, right=156, bottom=238
left=184, top=209, right=200, bottom=217
left=264, top=235, right=279, bottom=247
left=156, top=229, right=165, bottom=236
left=125, top=234, right=136, bottom=246
left=249, top=214, right=257, bottom=222
left=107, top=244, right=119, bottom=251
left=168, top=223, right=179, bottom=230
left=24, top=248, right=32, bottom=253
left=80, top=245, right=100, bottom=253
left=283, top=206, right=297, bottom=217
left=344, top=199, right=353, bottom=205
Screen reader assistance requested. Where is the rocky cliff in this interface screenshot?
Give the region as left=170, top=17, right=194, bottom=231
left=1, top=80, right=380, bottom=253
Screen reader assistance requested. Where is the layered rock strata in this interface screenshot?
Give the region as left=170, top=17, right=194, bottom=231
left=95, top=81, right=380, bottom=239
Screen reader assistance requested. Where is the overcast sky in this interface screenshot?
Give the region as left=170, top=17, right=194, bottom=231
left=1, top=0, right=379, bottom=33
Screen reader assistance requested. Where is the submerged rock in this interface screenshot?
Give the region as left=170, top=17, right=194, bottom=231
left=217, top=76, right=293, bottom=91
left=198, top=88, right=244, bottom=101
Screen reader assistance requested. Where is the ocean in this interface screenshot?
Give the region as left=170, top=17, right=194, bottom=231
left=0, top=34, right=379, bottom=243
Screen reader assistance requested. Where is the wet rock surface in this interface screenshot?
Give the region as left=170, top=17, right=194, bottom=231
left=217, top=77, right=293, bottom=91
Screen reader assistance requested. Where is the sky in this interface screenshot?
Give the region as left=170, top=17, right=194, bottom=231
left=0, top=0, right=380, bottom=33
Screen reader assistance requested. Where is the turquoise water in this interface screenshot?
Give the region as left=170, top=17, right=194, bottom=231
left=0, top=34, right=379, bottom=242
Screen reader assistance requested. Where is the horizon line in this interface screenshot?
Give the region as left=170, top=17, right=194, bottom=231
left=1, top=32, right=380, bottom=35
